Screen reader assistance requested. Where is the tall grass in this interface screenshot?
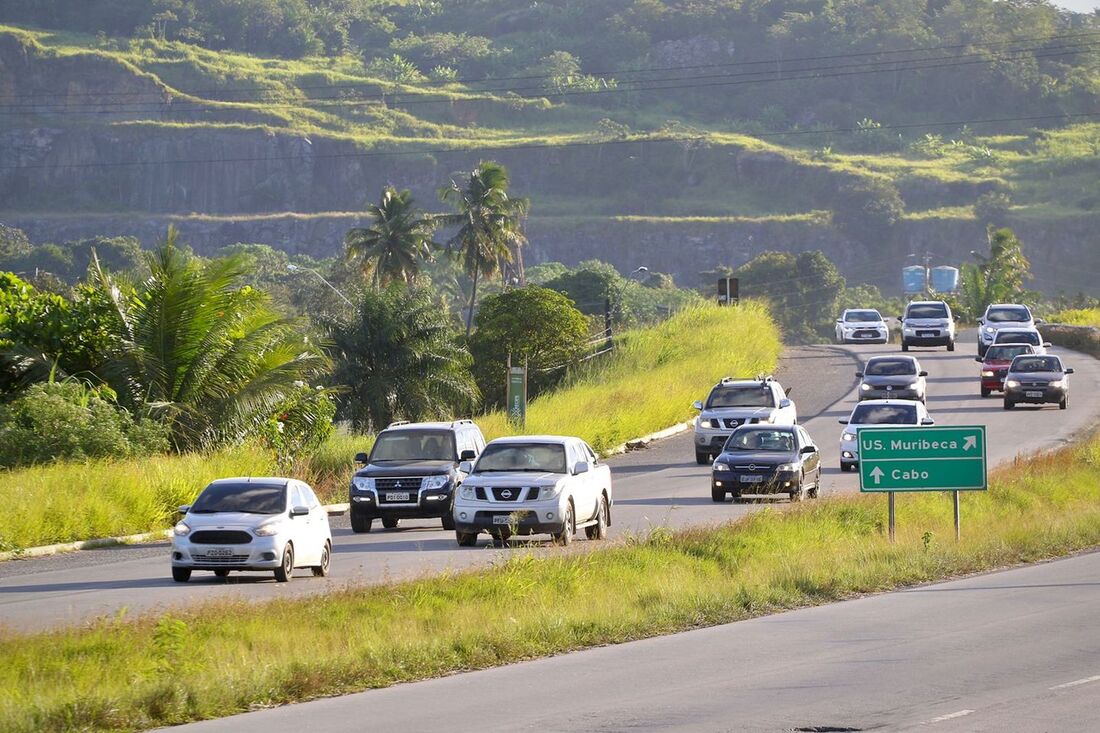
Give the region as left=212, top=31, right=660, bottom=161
left=1049, top=308, right=1100, bottom=327
left=4, top=432, right=1100, bottom=731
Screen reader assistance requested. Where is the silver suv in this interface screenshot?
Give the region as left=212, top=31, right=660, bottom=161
left=978, top=303, right=1039, bottom=357
left=692, top=376, right=797, bottom=464
left=900, top=300, right=956, bottom=352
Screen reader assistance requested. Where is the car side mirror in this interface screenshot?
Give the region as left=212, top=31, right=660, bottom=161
left=919, top=370, right=928, bottom=377
left=178, top=504, right=191, bottom=514
left=459, top=449, right=476, bottom=461
left=974, top=357, right=983, bottom=363
left=1065, top=368, right=1075, bottom=375
left=977, top=318, right=984, bottom=325
left=573, top=461, right=590, bottom=475
left=693, top=400, right=703, bottom=410
left=354, top=452, right=369, bottom=465
left=855, top=371, right=863, bottom=378
left=779, top=398, right=792, bottom=409
left=838, top=418, right=849, bottom=425
left=800, top=445, right=817, bottom=454
left=1043, top=342, right=1052, bottom=348
left=290, top=505, right=309, bottom=517
left=1035, top=318, right=1045, bottom=324
left=921, top=418, right=935, bottom=426
left=458, top=461, right=473, bottom=474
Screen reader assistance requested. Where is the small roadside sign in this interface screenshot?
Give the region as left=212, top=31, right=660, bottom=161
left=859, top=426, right=987, bottom=492
left=506, top=365, right=527, bottom=427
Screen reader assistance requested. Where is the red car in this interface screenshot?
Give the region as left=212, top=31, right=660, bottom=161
left=976, top=343, right=1036, bottom=397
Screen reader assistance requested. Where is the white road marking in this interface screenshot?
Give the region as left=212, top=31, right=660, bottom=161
left=925, top=710, right=975, bottom=724
left=1049, top=675, right=1100, bottom=690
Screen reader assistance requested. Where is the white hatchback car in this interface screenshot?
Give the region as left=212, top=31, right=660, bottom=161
left=452, top=436, right=612, bottom=547
left=172, top=477, right=332, bottom=583
left=838, top=399, right=934, bottom=472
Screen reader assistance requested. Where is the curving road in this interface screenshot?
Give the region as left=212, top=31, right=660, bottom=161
left=2, top=332, right=1099, bottom=633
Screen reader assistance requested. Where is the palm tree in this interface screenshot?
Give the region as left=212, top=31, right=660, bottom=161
left=91, top=227, right=329, bottom=450
left=437, top=161, right=529, bottom=336
left=345, top=187, right=438, bottom=288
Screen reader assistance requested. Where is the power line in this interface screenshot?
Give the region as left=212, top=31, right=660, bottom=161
left=4, top=110, right=1099, bottom=172
left=5, top=29, right=1099, bottom=104
left=4, top=41, right=1097, bottom=117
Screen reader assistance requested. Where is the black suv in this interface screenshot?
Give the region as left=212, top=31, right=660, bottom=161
left=349, top=420, right=486, bottom=533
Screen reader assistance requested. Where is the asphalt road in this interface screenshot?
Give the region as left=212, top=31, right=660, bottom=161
left=2, top=332, right=1099, bottom=633
left=171, top=549, right=1100, bottom=733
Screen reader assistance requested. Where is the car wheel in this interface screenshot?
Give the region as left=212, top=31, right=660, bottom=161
left=711, top=484, right=726, bottom=502
left=274, top=543, right=294, bottom=583
left=350, top=512, right=373, bottom=534
left=456, top=530, right=478, bottom=547
left=695, top=451, right=710, bottom=465
left=213, top=569, right=230, bottom=578
left=585, top=494, right=609, bottom=540
left=441, top=512, right=456, bottom=530
left=809, top=479, right=819, bottom=499
left=840, top=463, right=851, bottom=473
left=947, top=340, right=955, bottom=352
left=901, top=341, right=909, bottom=352
left=981, top=387, right=991, bottom=398
left=490, top=528, right=513, bottom=546
left=1060, top=395, right=1068, bottom=410
left=553, top=502, right=575, bottom=546
left=382, top=517, right=399, bottom=530
left=171, top=567, right=191, bottom=583
left=1004, top=399, right=1015, bottom=410
left=790, top=477, right=804, bottom=503
left=311, top=541, right=331, bottom=578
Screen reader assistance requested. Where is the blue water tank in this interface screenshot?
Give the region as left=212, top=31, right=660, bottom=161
left=931, top=266, right=959, bottom=294
left=902, top=265, right=927, bottom=294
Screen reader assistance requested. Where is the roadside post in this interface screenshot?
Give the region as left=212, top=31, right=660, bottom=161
left=506, top=357, right=527, bottom=428
left=858, top=426, right=987, bottom=542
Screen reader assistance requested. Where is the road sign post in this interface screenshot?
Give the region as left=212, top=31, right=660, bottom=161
left=858, top=426, right=987, bottom=542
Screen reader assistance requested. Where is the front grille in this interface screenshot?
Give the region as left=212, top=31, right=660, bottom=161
left=490, top=487, right=524, bottom=502
left=375, top=477, right=420, bottom=492
left=475, top=486, right=487, bottom=500
left=190, top=530, right=252, bottom=545
left=526, top=487, right=541, bottom=501
left=192, top=554, right=251, bottom=565
left=732, top=464, right=778, bottom=474
left=722, top=418, right=742, bottom=429
left=853, top=329, right=879, bottom=338
left=1020, top=381, right=1049, bottom=388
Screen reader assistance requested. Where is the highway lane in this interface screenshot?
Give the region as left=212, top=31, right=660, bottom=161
left=2, top=333, right=1099, bottom=632
left=170, top=548, right=1100, bottom=733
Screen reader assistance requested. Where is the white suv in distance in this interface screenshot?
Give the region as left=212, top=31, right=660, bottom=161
left=452, top=436, right=612, bottom=547
left=172, top=478, right=332, bottom=583
left=838, top=399, right=934, bottom=472
left=977, top=303, right=1038, bottom=357
left=835, top=308, right=889, bottom=344
left=692, top=376, right=797, bottom=464
left=900, top=300, right=956, bottom=352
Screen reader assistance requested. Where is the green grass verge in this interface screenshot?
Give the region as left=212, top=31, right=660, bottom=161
left=5, top=431, right=1100, bottom=731
left=0, top=304, right=777, bottom=550
left=1049, top=308, right=1100, bottom=327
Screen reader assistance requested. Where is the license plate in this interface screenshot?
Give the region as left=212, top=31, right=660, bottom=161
left=1025, top=391, right=1043, bottom=398
left=740, top=475, right=764, bottom=484
left=492, top=515, right=515, bottom=525
left=857, top=333, right=873, bottom=338
left=918, top=330, right=936, bottom=337
left=206, top=547, right=232, bottom=557
left=386, top=492, right=410, bottom=501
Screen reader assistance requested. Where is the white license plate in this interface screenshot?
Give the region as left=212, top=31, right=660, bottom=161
left=206, top=547, right=233, bottom=557
left=857, top=333, right=873, bottom=338
left=1025, top=391, right=1043, bottom=398
left=740, top=475, right=764, bottom=484
left=386, top=492, right=411, bottom=501
left=492, top=515, right=515, bottom=525
left=918, top=330, right=936, bottom=337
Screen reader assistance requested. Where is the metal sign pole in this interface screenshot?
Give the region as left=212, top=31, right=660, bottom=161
left=888, top=491, right=896, bottom=543
left=953, top=490, right=961, bottom=542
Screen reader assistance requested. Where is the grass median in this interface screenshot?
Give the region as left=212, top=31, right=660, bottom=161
left=0, top=303, right=778, bottom=550
left=5, top=433, right=1100, bottom=731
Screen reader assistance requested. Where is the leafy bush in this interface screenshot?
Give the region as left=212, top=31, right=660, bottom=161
left=831, top=177, right=905, bottom=241
left=258, top=383, right=337, bottom=470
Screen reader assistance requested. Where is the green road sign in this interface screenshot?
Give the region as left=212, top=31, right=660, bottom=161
left=506, top=366, right=527, bottom=427
left=858, top=425, right=987, bottom=492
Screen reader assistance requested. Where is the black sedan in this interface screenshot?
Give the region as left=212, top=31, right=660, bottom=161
left=711, top=425, right=821, bottom=503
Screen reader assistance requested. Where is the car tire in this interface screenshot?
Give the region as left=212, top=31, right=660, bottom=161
left=441, top=512, right=456, bottom=530
left=981, top=387, right=991, bottom=398
left=456, top=530, right=478, bottom=547
left=901, top=341, right=909, bottom=352
left=695, top=451, right=710, bottom=465
left=790, top=477, right=804, bottom=503
left=1060, top=395, right=1068, bottom=410
left=1004, top=399, right=1015, bottom=410
left=490, top=528, right=513, bottom=546
left=382, top=517, right=399, bottom=530
left=171, top=567, right=191, bottom=583
left=553, top=503, right=575, bottom=546
left=311, top=541, right=331, bottom=578
left=585, top=495, right=609, bottom=540
left=213, top=569, right=230, bottom=578
left=350, top=512, right=373, bottom=534
left=809, top=476, right=820, bottom=499
left=711, top=485, right=725, bottom=502
left=840, top=463, right=851, bottom=473
left=274, top=544, right=294, bottom=583
left=947, top=340, right=955, bottom=352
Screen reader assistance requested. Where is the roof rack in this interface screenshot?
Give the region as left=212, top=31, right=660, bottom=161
left=386, top=420, right=411, bottom=428
left=755, top=374, right=773, bottom=383
left=451, top=419, right=474, bottom=427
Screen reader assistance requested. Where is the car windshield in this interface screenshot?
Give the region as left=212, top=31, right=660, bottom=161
left=845, top=310, right=881, bottom=322
left=995, top=331, right=1040, bottom=346
left=191, top=483, right=286, bottom=514
left=370, top=430, right=456, bottom=461
left=1012, top=356, right=1061, bottom=373
left=474, top=443, right=568, bottom=473
left=907, top=304, right=948, bottom=319
left=724, top=429, right=795, bottom=452
left=865, top=358, right=916, bottom=376
left=707, top=385, right=775, bottom=408
left=985, top=345, right=1032, bottom=361
left=986, top=306, right=1030, bottom=323
left=849, top=404, right=918, bottom=425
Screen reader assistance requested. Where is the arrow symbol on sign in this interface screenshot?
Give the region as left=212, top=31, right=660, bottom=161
left=963, top=435, right=977, bottom=452
left=870, top=466, right=885, bottom=484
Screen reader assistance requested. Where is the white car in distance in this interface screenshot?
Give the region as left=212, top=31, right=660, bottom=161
left=452, top=436, right=612, bottom=547
left=991, top=327, right=1050, bottom=355
left=838, top=399, right=934, bottom=472
left=172, top=477, right=332, bottom=583
left=835, top=308, right=890, bottom=344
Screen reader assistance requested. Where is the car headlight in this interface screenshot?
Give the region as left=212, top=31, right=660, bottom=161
left=173, top=521, right=191, bottom=537
left=253, top=520, right=285, bottom=537
left=981, top=370, right=995, bottom=377
left=776, top=463, right=798, bottom=472
left=860, top=383, right=872, bottom=391
left=700, top=418, right=718, bottom=429
left=421, top=475, right=449, bottom=490
left=540, top=483, right=565, bottom=500
left=842, top=432, right=856, bottom=442
left=983, top=326, right=996, bottom=334
left=1005, top=379, right=1020, bottom=389
left=1049, top=378, right=1066, bottom=388
left=907, top=382, right=920, bottom=390
left=713, top=462, right=731, bottom=471
left=458, top=485, right=476, bottom=500
left=352, top=476, right=375, bottom=492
